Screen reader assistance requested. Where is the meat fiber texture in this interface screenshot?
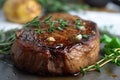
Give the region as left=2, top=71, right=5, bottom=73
left=11, top=13, right=100, bottom=76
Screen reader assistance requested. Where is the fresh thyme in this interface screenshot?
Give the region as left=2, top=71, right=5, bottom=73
left=24, top=16, right=40, bottom=28
left=23, top=16, right=86, bottom=34
left=75, top=19, right=84, bottom=29
left=0, top=29, right=16, bottom=54
left=44, top=16, right=52, bottom=24
left=24, top=16, right=44, bottom=34
left=43, top=16, right=55, bottom=33
left=58, top=18, right=67, bottom=29
left=43, top=17, right=68, bottom=32
left=56, top=26, right=63, bottom=31
left=48, top=21, right=55, bottom=32
left=80, top=34, right=120, bottom=75
left=82, top=34, right=89, bottom=38
left=24, top=16, right=62, bottom=33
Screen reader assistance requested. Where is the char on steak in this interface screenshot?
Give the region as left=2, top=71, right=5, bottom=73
left=11, top=13, right=100, bottom=75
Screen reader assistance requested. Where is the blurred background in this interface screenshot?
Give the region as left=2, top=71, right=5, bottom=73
left=0, top=0, right=120, bottom=34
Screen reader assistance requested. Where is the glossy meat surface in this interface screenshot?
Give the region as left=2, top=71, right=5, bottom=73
left=11, top=13, right=100, bottom=75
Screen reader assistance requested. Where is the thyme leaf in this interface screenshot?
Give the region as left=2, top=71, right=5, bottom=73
left=82, top=34, right=89, bottom=38
left=48, top=21, right=55, bottom=32
left=24, top=16, right=40, bottom=28
left=75, top=19, right=84, bottom=29
left=44, top=16, right=52, bottom=24
left=80, top=67, right=86, bottom=75
left=23, top=16, right=44, bottom=34
left=58, top=18, right=67, bottom=29
left=56, top=26, right=63, bottom=31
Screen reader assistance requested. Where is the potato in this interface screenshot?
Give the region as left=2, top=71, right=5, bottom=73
left=3, top=0, right=42, bottom=24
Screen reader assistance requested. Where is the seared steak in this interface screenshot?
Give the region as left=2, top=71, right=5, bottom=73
left=11, top=13, right=100, bottom=75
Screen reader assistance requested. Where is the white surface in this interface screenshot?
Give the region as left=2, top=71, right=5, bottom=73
left=0, top=10, right=120, bottom=35
left=0, top=10, right=22, bottom=31
left=70, top=11, right=120, bottom=35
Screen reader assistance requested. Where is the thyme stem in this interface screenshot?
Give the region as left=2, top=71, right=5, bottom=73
left=82, top=48, right=120, bottom=74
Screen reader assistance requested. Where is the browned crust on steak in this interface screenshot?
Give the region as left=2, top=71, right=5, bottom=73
left=11, top=13, right=100, bottom=75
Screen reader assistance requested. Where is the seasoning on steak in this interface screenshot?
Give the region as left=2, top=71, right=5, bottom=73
left=11, top=13, right=100, bottom=76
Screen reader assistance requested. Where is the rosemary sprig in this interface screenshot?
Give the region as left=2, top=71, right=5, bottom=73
left=80, top=34, right=120, bottom=75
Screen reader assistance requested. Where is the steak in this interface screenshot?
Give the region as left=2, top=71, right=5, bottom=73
left=11, top=13, right=100, bottom=76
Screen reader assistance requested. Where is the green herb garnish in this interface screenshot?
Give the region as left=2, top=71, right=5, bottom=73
left=44, top=17, right=68, bottom=32
left=24, top=16, right=68, bottom=33
left=24, top=16, right=44, bottom=34
left=43, top=16, right=55, bottom=33
left=56, top=26, right=63, bottom=31
left=24, top=17, right=40, bottom=28
left=48, top=21, right=55, bottom=32
left=82, top=34, right=89, bottom=38
left=58, top=18, right=67, bottom=29
left=44, top=16, right=52, bottom=24
left=80, top=34, right=120, bottom=75
left=0, top=29, right=16, bottom=54
left=75, top=19, right=84, bottom=29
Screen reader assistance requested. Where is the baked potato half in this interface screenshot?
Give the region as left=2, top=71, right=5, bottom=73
left=3, top=0, right=42, bottom=24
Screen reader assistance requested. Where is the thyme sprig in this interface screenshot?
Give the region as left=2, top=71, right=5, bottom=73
left=43, top=16, right=55, bottom=33
left=0, top=29, right=16, bottom=54
left=24, top=16, right=86, bottom=34
left=48, top=21, right=55, bottom=32
left=75, top=19, right=84, bottom=29
left=80, top=34, right=120, bottom=75
left=58, top=18, right=67, bottom=29
left=46, top=18, right=68, bottom=32
left=24, top=17, right=40, bottom=28
left=24, top=16, right=44, bottom=34
left=43, top=16, right=52, bottom=24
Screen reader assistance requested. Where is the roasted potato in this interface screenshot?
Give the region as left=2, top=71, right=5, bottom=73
left=3, top=0, right=42, bottom=24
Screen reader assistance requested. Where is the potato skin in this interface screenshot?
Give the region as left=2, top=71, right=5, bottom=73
left=3, top=0, right=42, bottom=24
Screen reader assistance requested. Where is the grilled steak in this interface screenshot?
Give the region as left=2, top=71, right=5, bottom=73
left=11, top=13, right=100, bottom=75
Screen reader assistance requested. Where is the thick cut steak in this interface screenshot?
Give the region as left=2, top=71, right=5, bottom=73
left=11, top=13, right=100, bottom=75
